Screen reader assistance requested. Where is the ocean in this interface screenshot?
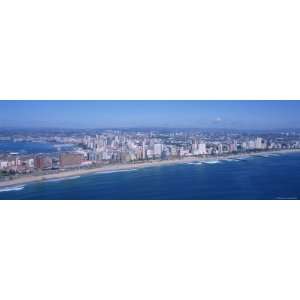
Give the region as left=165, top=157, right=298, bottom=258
left=0, top=140, right=76, bottom=155
left=0, top=141, right=58, bottom=154
left=1, top=152, right=300, bottom=200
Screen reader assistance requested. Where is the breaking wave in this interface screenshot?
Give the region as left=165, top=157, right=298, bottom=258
left=203, top=160, right=221, bottom=164
left=223, top=158, right=240, bottom=162
left=96, top=168, right=138, bottom=175
left=46, top=176, right=81, bottom=183
left=0, top=185, right=25, bottom=193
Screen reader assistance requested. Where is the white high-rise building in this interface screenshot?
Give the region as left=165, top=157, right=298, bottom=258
left=255, top=137, right=263, bottom=149
left=232, top=140, right=238, bottom=152
left=147, top=149, right=154, bottom=159
left=192, top=141, right=198, bottom=151
left=217, top=143, right=223, bottom=154
left=248, top=140, right=256, bottom=149
left=198, top=143, right=207, bottom=155
left=142, top=143, right=147, bottom=159
left=154, top=143, right=163, bottom=157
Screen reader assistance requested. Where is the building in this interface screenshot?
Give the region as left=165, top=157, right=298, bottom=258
left=59, top=153, right=83, bottom=168
left=255, top=137, right=263, bottom=149
left=21, top=156, right=35, bottom=169
left=217, top=144, right=223, bottom=154
left=241, top=142, right=247, bottom=151
left=198, top=143, right=207, bottom=155
left=154, top=143, right=163, bottom=158
left=231, top=140, right=238, bottom=152
left=146, top=149, right=154, bottom=159
left=248, top=140, right=256, bottom=150
left=34, top=155, right=52, bottom=170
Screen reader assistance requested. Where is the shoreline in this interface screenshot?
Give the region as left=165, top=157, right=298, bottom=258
left=1, top=149, right=300, bottom=189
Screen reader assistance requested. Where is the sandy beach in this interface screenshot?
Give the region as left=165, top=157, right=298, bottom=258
left=1, top=149, right=300, bottom=189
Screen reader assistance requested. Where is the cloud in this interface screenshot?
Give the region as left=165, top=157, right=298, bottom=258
left=211, top=117, right=223, bottom=124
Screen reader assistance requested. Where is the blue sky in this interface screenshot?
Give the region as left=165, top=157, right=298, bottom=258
left=0, top=100, right=299, bottom=129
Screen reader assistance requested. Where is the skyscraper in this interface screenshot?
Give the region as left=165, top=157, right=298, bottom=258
left=154, top=143, right=163, bottom=158
left=198, top=143, right=207, bottom=155
left=255, top=137, right=263, bottom=149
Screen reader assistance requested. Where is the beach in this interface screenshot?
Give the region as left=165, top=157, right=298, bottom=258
left=1, top=149, right=299, bottom=189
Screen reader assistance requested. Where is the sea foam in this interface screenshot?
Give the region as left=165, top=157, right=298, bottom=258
left=47, top=176, right=81, bottom=183
left=223, top=159, right=239, bottom=162
left=204, top=160, right=221, bottom=164
left=0, top=185, right=25, bottom=193
left=96, top=168, right=138, bottom=175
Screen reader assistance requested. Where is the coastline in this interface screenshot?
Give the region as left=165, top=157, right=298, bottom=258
left=1, top=149, right=300, bottom=189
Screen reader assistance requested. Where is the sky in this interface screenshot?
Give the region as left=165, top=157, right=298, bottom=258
left=0, top=100, right=300, bottom=130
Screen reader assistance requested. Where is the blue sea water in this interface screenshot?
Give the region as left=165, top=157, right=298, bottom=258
left=0, top=141, right=75, bottom=155
left=1, top=152, right=300, bottom=200
left=0, top=141, right=57, bottom=154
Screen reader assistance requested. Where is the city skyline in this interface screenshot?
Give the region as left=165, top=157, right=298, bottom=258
left=1, top=124, right=300, bottom=198
left=1, top=100, right=300, bottom=130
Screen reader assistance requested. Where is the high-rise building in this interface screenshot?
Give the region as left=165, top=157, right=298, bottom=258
left=34, top=155, right=53, bottom=170
left=198, top=143, right=207, bottom=155
left=217, top=144, right=223, bottom=154
left=192, top=141, right=198, bottom=151
left=147, top=149, right=154, bottom=159
left=154, top=143, right=163, bottom=158
left=255, top=137, right=263, bottom=149
left=232, top=140, right=238, bottom=152
left=59, top=153, right=83, bottom=168
left=142, top=143, right=147, bottom=160
left=261, top=139, right=268, bottom=149
left=248, top=140, right=256, bottom=149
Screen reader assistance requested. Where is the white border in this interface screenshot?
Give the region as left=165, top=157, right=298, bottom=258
left=1, top=200, right=300, bottom=300
left=0, top=0, right=300, bottom=100
left=1, top=1, right=300, bottom=299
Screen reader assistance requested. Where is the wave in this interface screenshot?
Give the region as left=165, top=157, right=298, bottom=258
left=95, top=168, right=138, bottom=175
left=203, top=160, right=221, bottom=164
left=66, top=176, right=81, bottom=180
left=0, top=185, right=25, bottom=193
left=46, top=176, right=81, bottom=183
left=223, top=159, right=239, bottom=162
left=186, top=162, right=203, bottom=165
left=235, top=156, right=251, bottom=160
